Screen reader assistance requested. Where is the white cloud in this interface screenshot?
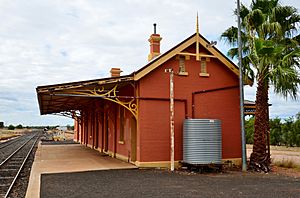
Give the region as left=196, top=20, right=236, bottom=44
left=0, top=0, right=299, bottom=125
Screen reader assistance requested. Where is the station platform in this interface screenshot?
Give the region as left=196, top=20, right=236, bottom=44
left=25, top=142, right=137, bottom=198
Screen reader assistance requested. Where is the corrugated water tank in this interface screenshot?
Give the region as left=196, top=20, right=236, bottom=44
left=183, top=119, right=222, bottom=165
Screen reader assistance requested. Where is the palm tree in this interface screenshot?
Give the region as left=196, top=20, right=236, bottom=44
left=221, top=0, right=300, bottom=172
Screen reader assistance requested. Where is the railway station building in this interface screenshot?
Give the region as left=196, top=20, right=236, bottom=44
left=36, top=23, right=253, bottom=168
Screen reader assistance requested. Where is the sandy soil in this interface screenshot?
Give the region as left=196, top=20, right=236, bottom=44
left=247, top=144, right=300, bottom=177
left=247, top=144, right=300, bottom=166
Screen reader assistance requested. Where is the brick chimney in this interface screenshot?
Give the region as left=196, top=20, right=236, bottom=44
left=148, top=23, right=162, bottom=61
left=110, top=68, right=122, bottom=77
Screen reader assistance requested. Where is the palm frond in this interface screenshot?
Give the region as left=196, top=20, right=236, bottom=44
left=220, top=26, right=238, bottom=47
left=227, top=48, right=238, bottom=59
left=245, top=9, right=265, bottom=31
left=251, top=0, right=279, bottom=15
left=270, top=65, right=300, bottom=99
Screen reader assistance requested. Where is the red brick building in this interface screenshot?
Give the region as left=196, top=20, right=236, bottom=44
left=37, top=24, right=252, bottom=168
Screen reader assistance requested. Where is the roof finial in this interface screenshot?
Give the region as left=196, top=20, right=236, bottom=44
left=153, top=23, right=157, bottom=34
left=196, top=12, right=200, bottom=61
left=196, top=12, right=199, bottom=34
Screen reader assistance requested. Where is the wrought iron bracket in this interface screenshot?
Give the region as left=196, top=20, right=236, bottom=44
left=58, top=83, right=138, bottom=120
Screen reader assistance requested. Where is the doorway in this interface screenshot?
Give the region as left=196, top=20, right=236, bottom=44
left=130, top=116, right=137, bottom=162
left=104, top=112, right=109, bottom=152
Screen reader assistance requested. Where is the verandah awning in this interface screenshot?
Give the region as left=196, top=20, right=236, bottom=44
left=36, top=75, right=134, bottom=115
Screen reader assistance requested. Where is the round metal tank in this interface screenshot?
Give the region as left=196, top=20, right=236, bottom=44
left=183, top=119, right=222, bottom=165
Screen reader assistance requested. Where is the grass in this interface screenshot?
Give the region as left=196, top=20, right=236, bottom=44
left=0, top=128, right=30, bottom=141
left=247, top=144, right=300, bottom=171
left=0, top=133, right=19, bottom=141
left=247, top=144, right=300, bottom=152
left=273, top=159, right=300, bottom=170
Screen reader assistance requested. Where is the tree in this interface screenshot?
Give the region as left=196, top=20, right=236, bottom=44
left=245, top=112, right=300, bottom=147
left=245, top=117, right=255, bottom=144
left=269, top=117, right=282, bottom=145
left=292, top=115, right=300, bottom=146
left=16, top=124, right=23, bottom=129
left=8, top=125, right=15, bottom=130
left=221, top=0, right=300, bottom=171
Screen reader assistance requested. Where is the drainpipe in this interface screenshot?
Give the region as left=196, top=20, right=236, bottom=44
left=192, top=85, right=239, bottom=118
left=138, top=97, right=188, bottom=118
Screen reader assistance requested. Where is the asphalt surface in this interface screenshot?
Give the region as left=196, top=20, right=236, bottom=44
left=40, top=169, right=300, bottom=198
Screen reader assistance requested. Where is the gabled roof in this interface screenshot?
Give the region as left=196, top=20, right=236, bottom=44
left=36, top=31, right=253, bottom=115
left=133, top=33, right=253, bottom=85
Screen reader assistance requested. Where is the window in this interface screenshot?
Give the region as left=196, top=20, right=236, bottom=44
left=178, top=55, right=188, bottom=76
left=199, top=57, right=210, bottom=77
left=119, top=106, right=125, bottom=144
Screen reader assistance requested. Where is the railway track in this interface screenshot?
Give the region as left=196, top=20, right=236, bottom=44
left=0, top=131, right=39, bottom=163
left=0, top=132, right=40, bottom=198
left=0, top=136, right=22, bottom=149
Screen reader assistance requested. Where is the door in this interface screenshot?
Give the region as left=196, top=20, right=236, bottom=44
left=95, top=113, right=99, bottom=149
left=130, top=116, right=137, bottom=162
left=104, top=112, right=109, bottom=152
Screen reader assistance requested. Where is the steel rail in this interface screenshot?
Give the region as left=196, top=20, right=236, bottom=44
left=0, top=136, right=23, bottom=149
left=3, top=133, right=40, bottom=198
left=0, top=134, right=37, bottom=166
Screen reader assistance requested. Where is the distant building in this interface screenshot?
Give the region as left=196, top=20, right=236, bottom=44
left=36, top=21, right=253, bottom=168
left=0, top=122, right=4, bottom=128
left=56, top=126, right=67, bottom=131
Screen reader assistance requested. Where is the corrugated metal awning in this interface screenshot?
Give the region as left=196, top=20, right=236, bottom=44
left=36, top=75, right=134, bottom=115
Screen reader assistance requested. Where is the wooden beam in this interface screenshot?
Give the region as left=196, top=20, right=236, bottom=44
left=178, top=52, right=216, bottom=58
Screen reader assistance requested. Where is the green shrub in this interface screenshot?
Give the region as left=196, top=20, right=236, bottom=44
left=245, top=117, right=254, bottom=144
left=16, top=124, right=23, bottom=129
left=8, top=125, right=15, bottom=130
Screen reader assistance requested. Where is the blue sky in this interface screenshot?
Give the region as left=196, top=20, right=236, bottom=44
left=0, top=0, right=299, bottom=126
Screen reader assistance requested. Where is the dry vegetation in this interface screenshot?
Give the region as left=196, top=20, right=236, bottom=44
left=247, top=144, right=300, bottom=177
left=247, top=144, right=300, bottom=152
left=273, top=159, right=300, bottom=169
left=0, top=128, right=31, bottom=141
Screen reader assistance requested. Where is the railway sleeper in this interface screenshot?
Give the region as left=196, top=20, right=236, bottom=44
left=0, top=176, right=14, bottom=180
left=11, top=157, right=26, bottom=160
left=0, top=171, right=16, bottom=177
left=0, top=187, right=10, bottom=196
left=0, top=183, right=10, bottom=187
left=9, top=157, right=24, bottom=160
left=3, top=165, right=20, bottom=169
left=5, top=162, right=22, bottom=165
left=0, top=168, right=18, bottom=172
